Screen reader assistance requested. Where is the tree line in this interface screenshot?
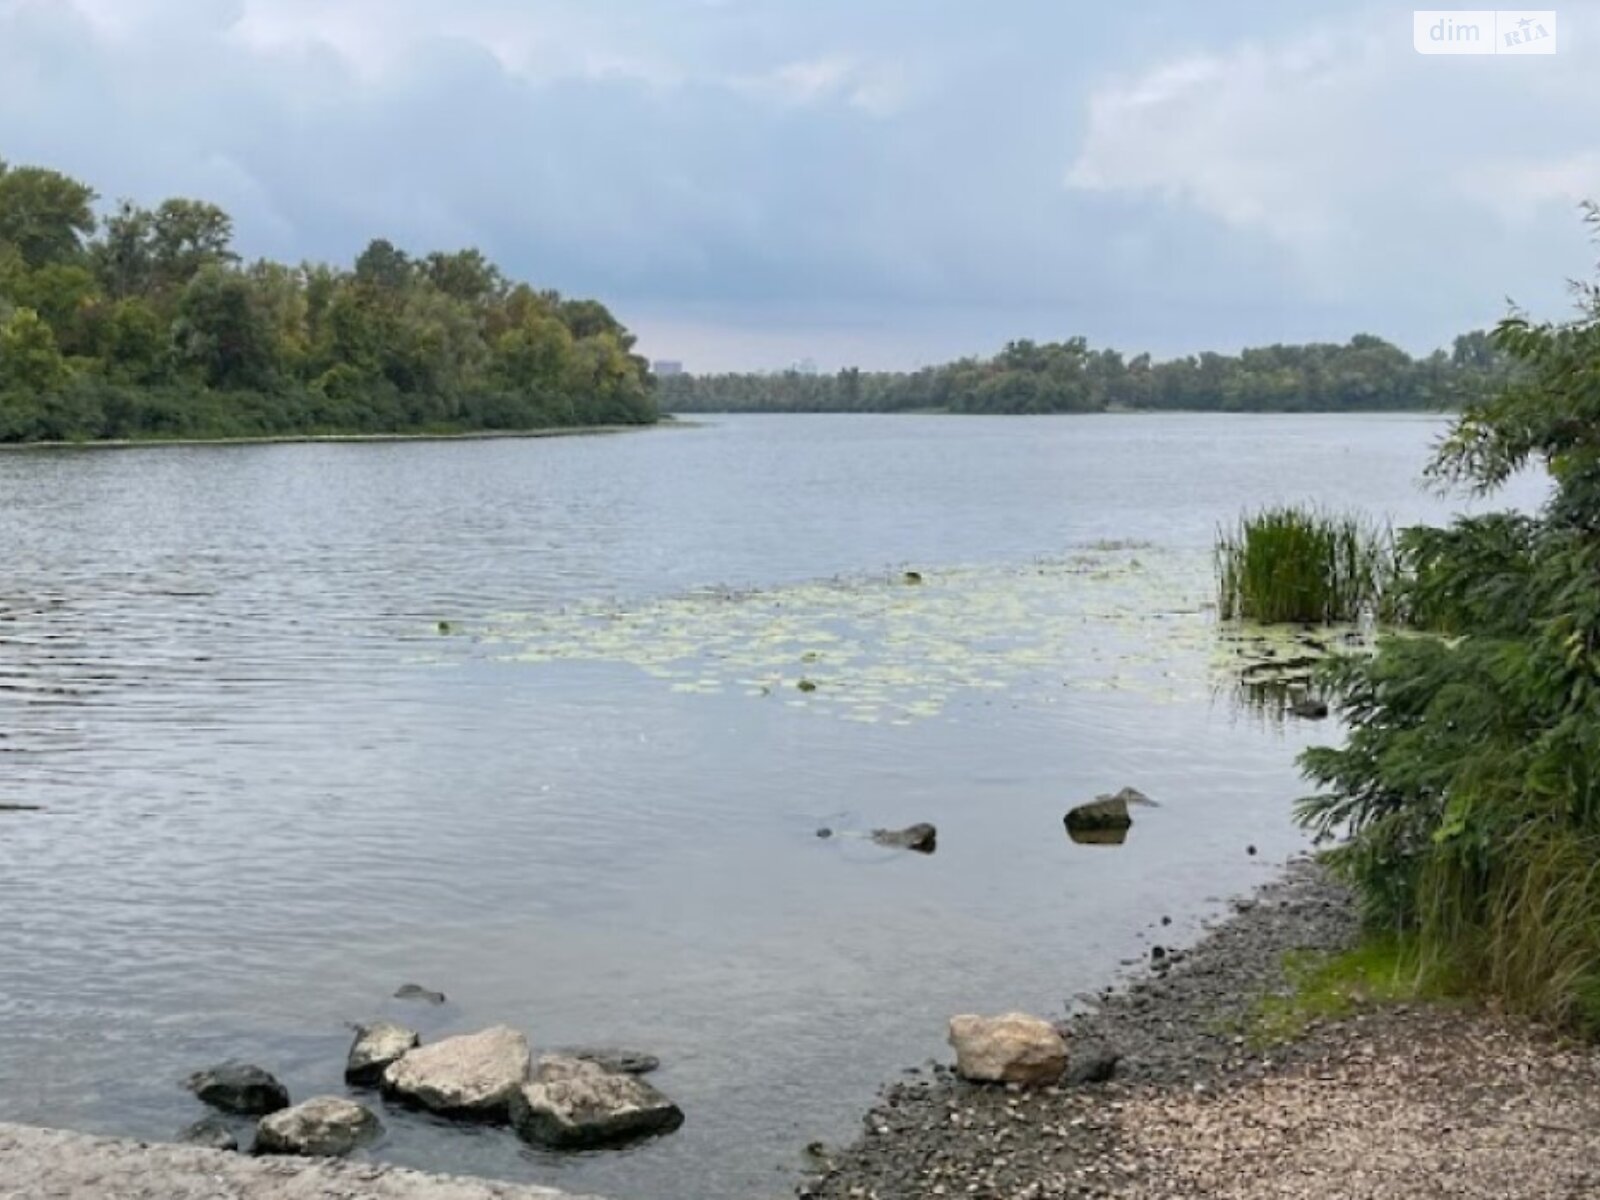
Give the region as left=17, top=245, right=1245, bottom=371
left=658, top=332, right=1512, bottom=414
left=0, top=157, right=656, bottom=443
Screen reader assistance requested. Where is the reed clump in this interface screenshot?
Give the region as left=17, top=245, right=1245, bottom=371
left=1216, top=506, right=1396, bottom=624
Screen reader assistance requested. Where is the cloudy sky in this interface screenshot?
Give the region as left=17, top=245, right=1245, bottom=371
left=1, top=0, right=1596, bottom=369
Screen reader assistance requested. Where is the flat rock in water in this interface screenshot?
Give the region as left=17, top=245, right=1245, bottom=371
left=184, top=1062, right=290, bottom=1116
left=947, top=1013, right=1068, bottom=1086
left=381, top=1026, right=530, bottom=1120
left=255, top=1096, right=383, bottom=1158
left=510, top=1056, right=684, bottom=1149
left=393, top=983, right=447, bottom=1005
left=346, top=1021, right=421, bottom=1086
left=870, top=823, right=937, bottom=853
left=566, top=1048, right=661, bottom=1076
left=176, top=1115, right=240, bottom=1152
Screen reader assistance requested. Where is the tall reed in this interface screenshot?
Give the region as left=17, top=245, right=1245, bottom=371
left=1216, top=505, right=1396, bottom=624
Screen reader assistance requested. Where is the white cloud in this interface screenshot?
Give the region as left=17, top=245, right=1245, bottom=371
left=1469, top=152, right=1600, bottom=230
left=729, top=54, right=910, bottom=116
left=1065, top=27, right=1395, bottom=262
left=225, top=0, right=680, bottom=86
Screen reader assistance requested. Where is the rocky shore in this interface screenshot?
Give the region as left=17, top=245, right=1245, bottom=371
left=0, top=1122, right=601, bottom=1200
left=805, top=858, right=1600, bottom=1200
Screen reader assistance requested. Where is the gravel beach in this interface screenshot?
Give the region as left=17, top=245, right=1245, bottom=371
left=805, top=858, right=1600, bottom=1200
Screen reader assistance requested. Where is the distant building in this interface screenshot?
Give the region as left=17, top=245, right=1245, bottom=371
left=792, top=357, right=819, bottom=376
left=653, top=360, right=685, bottom=377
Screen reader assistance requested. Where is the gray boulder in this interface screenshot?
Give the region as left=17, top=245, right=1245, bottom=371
left=184, top=1062, right=290, bottom=1116
left=381, top=1025, right=530, bottom=1120
left=254, top=1096, right=382, bottom=1158
left=345, top=1021, right=420, bottom=1087
left=510, top=1056, right=684, bottom=1149
left=871, top=823, right=937, bottom=853
left=176, top=1116, right=239, bottom=1152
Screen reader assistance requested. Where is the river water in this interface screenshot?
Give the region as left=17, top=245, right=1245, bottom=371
left=0, top=414, right=1548, bottom=1199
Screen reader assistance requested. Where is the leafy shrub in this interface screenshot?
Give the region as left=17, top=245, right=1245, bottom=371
left=1299, top=229, right=1600, bottom=1031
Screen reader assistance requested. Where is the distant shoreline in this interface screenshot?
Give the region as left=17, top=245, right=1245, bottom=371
left=0, top=422, right=683, bottom=453
left=661, top=408, right=1453, bottom=417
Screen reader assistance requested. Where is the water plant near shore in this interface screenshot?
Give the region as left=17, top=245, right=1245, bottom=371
left=1216, top=505, right=1397, bottom=624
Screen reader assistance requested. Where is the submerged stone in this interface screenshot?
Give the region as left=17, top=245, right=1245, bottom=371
left=871, top=823, right=937, bottom=853
left=1289, top=697, right=1330, bottom=720
left=567, top=1048, right=661, bottom=1076
left=393, top=983, right=447, bottom=1005
left=184, top=1063, right=290, bottom=1116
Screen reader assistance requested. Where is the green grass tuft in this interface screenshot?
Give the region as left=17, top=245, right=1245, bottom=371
left=1216, top=506, right=1397, bottom=624
left=1243, top=937, right=1440, bottom=1046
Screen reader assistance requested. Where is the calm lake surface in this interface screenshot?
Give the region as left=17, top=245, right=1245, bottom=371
left=0, top=414, right=1548, bottom=1199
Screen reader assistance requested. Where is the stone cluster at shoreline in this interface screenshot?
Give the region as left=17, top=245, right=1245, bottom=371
left=172, top=993, right=683, bottom=1163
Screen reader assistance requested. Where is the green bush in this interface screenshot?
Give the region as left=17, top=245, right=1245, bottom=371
left=1299, top=238, right=1600, bottom=1032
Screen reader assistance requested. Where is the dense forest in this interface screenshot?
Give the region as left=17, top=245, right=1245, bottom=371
left=658, top=332, right=1511, bottom=414
left=0, top=157, right=656, bottom=442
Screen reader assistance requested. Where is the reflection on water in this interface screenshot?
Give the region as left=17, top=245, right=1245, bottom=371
left=0, top=415, right=1549, bottom=1200
left=1065, top=826, right=1130, bottom=847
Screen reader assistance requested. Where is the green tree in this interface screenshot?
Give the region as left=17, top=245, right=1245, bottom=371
left=105, top=297, right=170, bottom=383
left=172, top=266, right=277, bottom=390
left=424, top=249, right=503, bottom=305
left=11, top=262, right=101, bottom=355
left=0, top=162, right=97, bottom=268
left=0, top=307, right=70, bottom=391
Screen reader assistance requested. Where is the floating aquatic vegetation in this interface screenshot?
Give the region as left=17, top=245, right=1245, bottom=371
left=446, top=547, right=1256, bottom=726
left=1210, top=621, right=1375, bottom=723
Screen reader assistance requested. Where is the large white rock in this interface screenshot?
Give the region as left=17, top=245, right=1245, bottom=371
left=255, top=1096, right=382, bottom=1158
left=510, top=1056, right=684, bottom=1149
left=381, top=1026, right=530, bottom=1120
left=346, top=1021, right=420, bottom=1086
left=947, top=1013, right=1068, bottom=1085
